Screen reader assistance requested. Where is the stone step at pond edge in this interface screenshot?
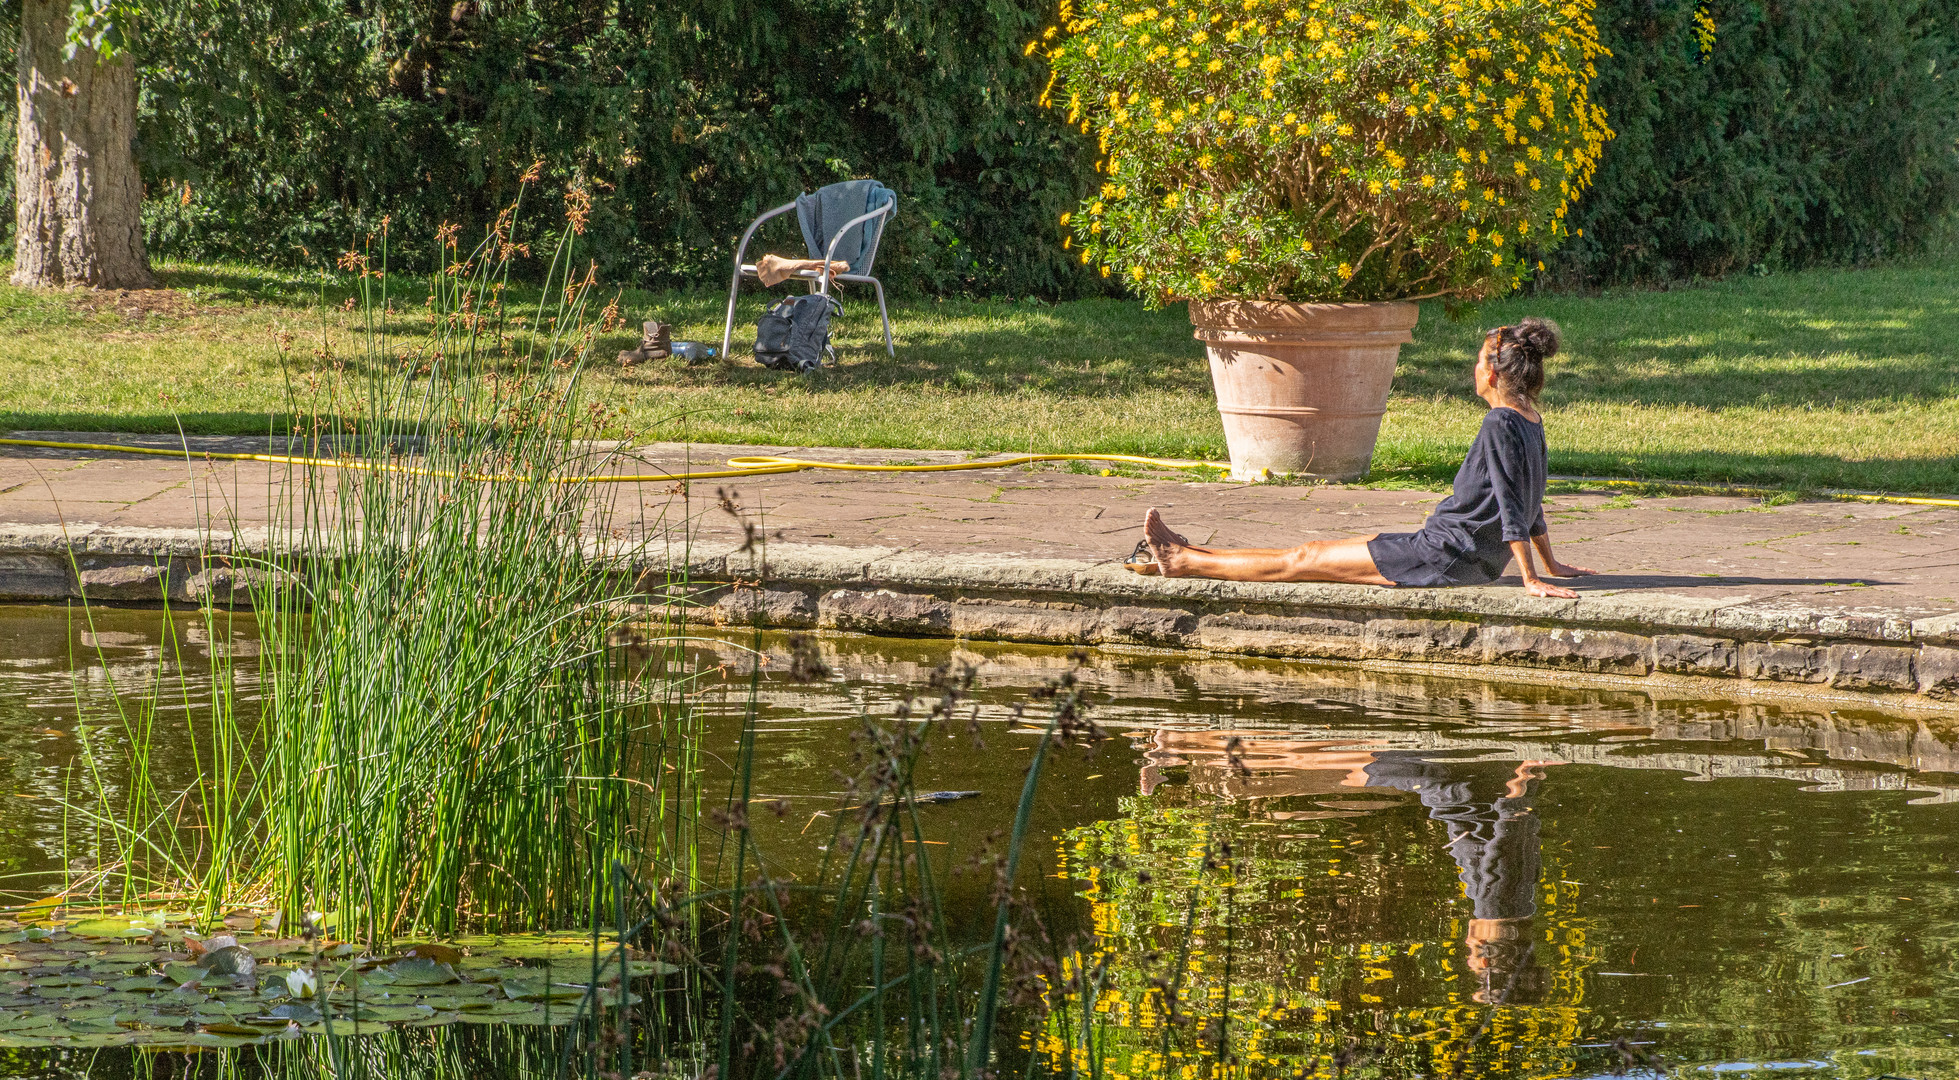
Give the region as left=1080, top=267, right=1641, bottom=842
left=1, top=525, right=1954, bottom=710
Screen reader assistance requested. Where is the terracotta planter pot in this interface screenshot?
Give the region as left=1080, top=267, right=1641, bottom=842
left=1190, top=300, right=1419, bottom=482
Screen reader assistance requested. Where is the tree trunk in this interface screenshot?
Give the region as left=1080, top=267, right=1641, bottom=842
left=12, top=0, right=154, bottom=289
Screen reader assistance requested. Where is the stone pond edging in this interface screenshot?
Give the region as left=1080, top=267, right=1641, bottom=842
left=2, top=524, right=1955, bottom=709
left=674, top=542, right=1959, bottom=709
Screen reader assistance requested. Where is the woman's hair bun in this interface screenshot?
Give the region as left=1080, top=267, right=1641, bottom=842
left=1511, top=316, right=1561, bottom=363
left=1484, top=316, right=1560, bottom=403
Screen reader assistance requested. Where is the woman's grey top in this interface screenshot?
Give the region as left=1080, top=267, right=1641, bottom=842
left=1366, top=406, right=1548, bottom=587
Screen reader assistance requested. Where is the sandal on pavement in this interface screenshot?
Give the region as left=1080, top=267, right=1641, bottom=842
left=1122, top=538, right=1160, bottom=575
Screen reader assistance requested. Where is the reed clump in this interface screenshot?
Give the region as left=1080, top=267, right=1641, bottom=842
left=66, top=186, right=705, bottom=942
left=254, top=204, right=667, bottom=940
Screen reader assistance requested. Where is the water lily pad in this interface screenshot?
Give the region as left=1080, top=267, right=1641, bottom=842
left=64, top=917, right=158, bottom=940
left=451, top=933, right=622, bottom=965
left=110, top=976, right=170, bottom=993
left=397, top=942, right=461, bottom=964
left=386, top=957, right=458, bottom=986
left=584, top=957, right=678, bottom=981
left=0, top=957, right=35, bottom=972
left=330, top=967, right=396, bottom=992
left=258, top=1002, right=321, bottom=1023
left=190, top=1030, right=268, bottom=1048
left=501, top=978, right=585, bottom=1003
left=403, top=1012, right=460, bottom=1028
left=161, top=962, right=206, bottom=987
left=101, top=945, right=168, bottom=962
left=35, top=985, right=108, bottom=1001
left=131, top=1011, right=195, bottom=1030
left=508, top=1010, right=579, bottom=1027
left=247, top=937, right=312, bottom=958
left=359, top=1003, right=436, bottom=1023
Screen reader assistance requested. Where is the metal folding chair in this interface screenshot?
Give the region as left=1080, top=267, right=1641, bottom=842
left=721, top=182, right=896, bottom=359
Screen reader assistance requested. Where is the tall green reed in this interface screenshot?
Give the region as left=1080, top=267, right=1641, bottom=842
left=58, top=186, right=709, bottom=941
left=253, top=194, right=704, bottom=938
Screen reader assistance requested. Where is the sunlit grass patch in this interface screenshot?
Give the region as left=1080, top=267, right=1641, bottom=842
left=0, top=255, right=1953, bottom=491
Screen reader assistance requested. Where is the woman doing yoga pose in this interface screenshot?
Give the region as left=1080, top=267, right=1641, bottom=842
left=1139, top=317, right=1596, bottom=598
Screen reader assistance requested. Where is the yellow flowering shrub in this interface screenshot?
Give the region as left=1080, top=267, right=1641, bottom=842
left=1036, top=0, right=1614, bottom=302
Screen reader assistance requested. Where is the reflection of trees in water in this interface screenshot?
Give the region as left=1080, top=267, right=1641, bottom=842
left=1033, top=733, right=1596, bottom=1078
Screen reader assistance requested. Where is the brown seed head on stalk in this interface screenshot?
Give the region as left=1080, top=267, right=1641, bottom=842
left=564, top=185, right=593, bottom=235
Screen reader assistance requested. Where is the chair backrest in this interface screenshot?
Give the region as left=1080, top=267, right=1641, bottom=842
left=795, top=180, right=895, bottom=275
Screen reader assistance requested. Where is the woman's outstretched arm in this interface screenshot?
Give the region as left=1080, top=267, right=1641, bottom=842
left=1507, top=539, right=1579, bottom=598
left=1529, top=530, right=1595, bottom=579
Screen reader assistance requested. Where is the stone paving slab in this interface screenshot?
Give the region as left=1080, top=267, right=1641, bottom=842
left=620, top=442, right=1959, bottom=617
left=2, top=432, right=1957, bottom=706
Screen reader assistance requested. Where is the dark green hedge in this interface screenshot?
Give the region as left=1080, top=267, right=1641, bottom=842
left=1543, top=0, right=1959, bottom=284
left=0, top=0, right=1954, bottom=294
left=131, top=0, right=1109, bottom=297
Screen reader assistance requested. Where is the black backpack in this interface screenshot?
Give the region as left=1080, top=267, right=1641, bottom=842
left=754, top=293, right=840, bottom=373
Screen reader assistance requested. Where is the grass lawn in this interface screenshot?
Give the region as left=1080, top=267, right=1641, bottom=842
left=0, top=253, right=1954, bottom=492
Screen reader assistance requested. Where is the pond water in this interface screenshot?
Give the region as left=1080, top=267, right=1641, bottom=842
left=2, top=606, right=1958, bottom=1078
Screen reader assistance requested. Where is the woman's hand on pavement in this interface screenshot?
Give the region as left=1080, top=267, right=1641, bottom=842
left=1522, top=577, right=1579, bottom=599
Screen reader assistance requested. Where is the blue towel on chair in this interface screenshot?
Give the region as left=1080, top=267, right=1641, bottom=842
left=796, top=181, right=892, bottom=275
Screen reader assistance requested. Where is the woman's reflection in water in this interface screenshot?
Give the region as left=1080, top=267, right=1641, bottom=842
left=1137, top=732, right=1557, bottom=1004
left=1362, top=754, right=1556, bottom=1005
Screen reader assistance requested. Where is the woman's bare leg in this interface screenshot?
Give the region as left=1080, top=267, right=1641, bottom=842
left=1143, top=508, right=1394, bottom=585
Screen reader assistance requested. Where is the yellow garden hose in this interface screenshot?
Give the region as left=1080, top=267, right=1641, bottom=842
left=0, top=435, right=1228, bottom=484
left=2, top=435, right=1954, bottom=508
left=1548, top=474, right=1959, bottom=509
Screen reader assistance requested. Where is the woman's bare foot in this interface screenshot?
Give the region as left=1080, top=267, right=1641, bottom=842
left=1143, top=508, right=1190, bottom=576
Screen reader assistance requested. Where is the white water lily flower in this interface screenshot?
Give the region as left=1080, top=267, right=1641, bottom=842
left=286, top=967, right=318, bottom=999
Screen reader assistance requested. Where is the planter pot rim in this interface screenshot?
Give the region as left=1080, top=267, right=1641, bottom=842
left=1188, top=299, right=1420, bottom=334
